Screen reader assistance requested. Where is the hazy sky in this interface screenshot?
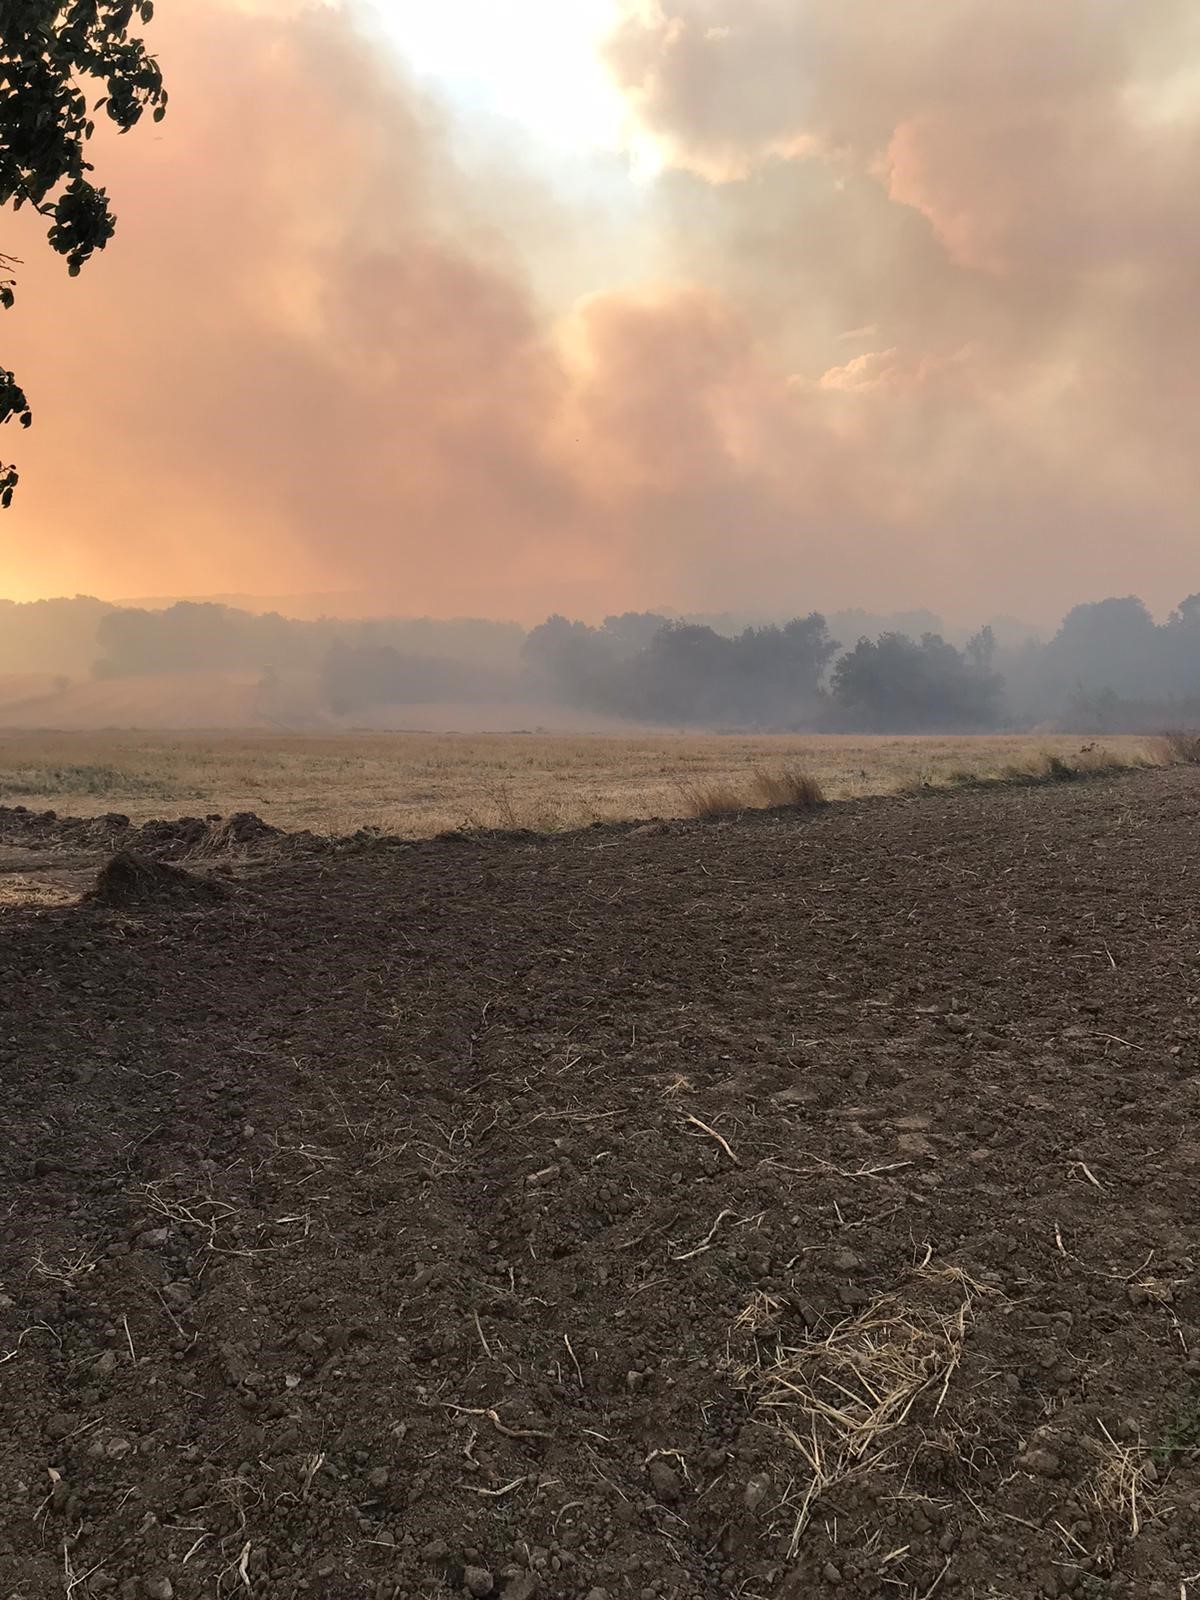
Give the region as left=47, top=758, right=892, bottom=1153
left=2, top=0, right=1199, bottom=622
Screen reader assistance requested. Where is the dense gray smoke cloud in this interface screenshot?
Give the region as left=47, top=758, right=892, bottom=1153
left=2, top=3, right=601, bottom=612
left=1, top=0, right=1198, bottom=622
left=606, top=0, right=1200, bottom=613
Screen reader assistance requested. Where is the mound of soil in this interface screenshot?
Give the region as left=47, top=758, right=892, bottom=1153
left=1, top=767, right=1200, bottom=1599
left=141, top=810, right=286, bottom=858
left=0, top=804, right=133, bottom=852
left=87, top=849, right=228, bottom=907
left=0, top=805, right=291, bottom=862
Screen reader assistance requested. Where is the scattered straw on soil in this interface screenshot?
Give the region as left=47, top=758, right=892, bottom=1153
left=731, top=1266, right=987, bottom=1555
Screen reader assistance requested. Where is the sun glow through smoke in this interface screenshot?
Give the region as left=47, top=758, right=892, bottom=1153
left=368, top=0, right=629, bottom=156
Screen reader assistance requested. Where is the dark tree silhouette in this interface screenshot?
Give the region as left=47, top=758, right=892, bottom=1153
left=0, top=0, right=166, bottom=503
left=831, top=631, right=1002, bottom=731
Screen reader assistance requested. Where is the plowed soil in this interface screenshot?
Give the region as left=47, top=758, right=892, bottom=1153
left=1, top=769, right=1199, bottom=1600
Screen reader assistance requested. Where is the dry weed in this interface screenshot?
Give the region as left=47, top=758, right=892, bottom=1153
left=681, top=781, right=744, bottom=818
left=750, top=765, right=826, bottom=809
left=991, top=745, right=1153, bottom=786
left=1155, top=729, right=1200, bottom=765
left=1073, top=743, right=1155, bottom=775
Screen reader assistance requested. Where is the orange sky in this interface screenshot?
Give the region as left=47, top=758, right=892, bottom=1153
left=2, top=0, right=1199, bottom=623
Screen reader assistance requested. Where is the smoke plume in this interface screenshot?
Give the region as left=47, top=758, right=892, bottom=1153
left=3, top=0, right=1199, bottom=621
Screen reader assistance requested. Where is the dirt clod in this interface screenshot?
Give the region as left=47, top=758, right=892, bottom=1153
left=501, top=1578, right=538, bottom=1600
left=1019, top=1447, right=1064, bottom=1478
left=648, top=1460, right=683, bottom=1502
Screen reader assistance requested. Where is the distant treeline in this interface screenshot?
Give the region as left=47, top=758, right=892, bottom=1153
left=4, top=592, right=1200, bottom=732
left=518, top=597, right=1200, bottom=731
left=519, top=612, right=1003, bottom=731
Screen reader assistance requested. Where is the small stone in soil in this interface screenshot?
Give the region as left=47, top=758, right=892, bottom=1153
left=1019, top=1447, right=1062, bottom=1478
left=743, top=1472, right=771, bottom=1511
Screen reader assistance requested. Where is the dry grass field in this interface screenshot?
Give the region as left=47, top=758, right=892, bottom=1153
left=0, top=727, right=1165, bottom=836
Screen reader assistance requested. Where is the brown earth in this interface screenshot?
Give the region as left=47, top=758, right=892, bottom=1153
left=1, top=769, right=1199, bottom=1600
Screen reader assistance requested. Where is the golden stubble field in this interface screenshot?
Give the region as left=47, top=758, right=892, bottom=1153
left=0, top=729, right=1162, bottom=837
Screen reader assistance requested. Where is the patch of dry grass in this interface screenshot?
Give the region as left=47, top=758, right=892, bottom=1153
left=682, top=782, right=745, bottom=818
left=940, top=744, right=1155, bottom=790
left=683, top=765, right=826, bottom=818
left=0, top=729, right=1168, bottom=839
left=1155, top=729, right=1200, bottom=765
left=750, top=765, right=826, bottom=809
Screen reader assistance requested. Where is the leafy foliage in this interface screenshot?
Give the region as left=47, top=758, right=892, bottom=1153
left=830, top=631, right=1003, bottom=731
left=0, top=0, right=166, bottom=501
left=521, top=612, right=840, bottom=725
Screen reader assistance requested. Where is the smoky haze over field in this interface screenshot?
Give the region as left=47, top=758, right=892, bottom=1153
left=2, top=1, right=1200, bottom=619
left=3, top=591, right=1200, bottom=734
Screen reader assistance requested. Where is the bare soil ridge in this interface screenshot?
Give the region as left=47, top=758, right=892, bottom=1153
left=1, top=767, right=1199, bottom=1598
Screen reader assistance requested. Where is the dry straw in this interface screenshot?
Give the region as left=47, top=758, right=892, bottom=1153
left=729, top=1265, right=988, bottom=1556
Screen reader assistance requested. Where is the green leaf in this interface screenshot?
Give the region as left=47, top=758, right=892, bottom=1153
left=0, top=0, right=165, bottom=504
